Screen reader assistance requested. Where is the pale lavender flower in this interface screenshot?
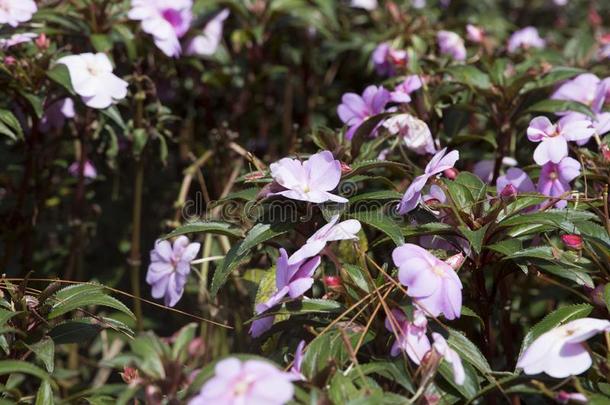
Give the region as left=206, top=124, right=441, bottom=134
left=0, top=32, right=36, bottom=49
left=496, top=168, right=535, bottom=196
left=437, top=31, right=466, bottom=61
left=507, top=27, right=545, bottom=53
left=466, top=24, right=484, bottom=43
left=473, top=157, right=517, bottom=184
left=69, top=160, right=97, bottom=180
left=40, top=98, right=75, bottom=132
left=290, top=340, right=306, bottom=380
left=146, top=236, right=200, bottom=307
left=0, top=0, right=37, bottom=27
left=392, top=243, right=463, bottom=320
left=189, top=358, right=295, bottom=404
left=385, top=308, right=431, bottom=364
left=537, top=157, right=581, bottom=209
left=372, top=43, right=407, bottom=76
left=337, top=85, right=390, bottom=140
left=390, top=75, right=423, bottom=103
left=517, top=318, right=610, bottom=378
left=187, top=9, right=229, bottom=56
left=556, top=78, right=610, bottom=141
left=527, top=116, right=595, bottom=165
left=432, top=333, right=465, bottom=385
left=398, top=148, right=459, bottom=214
left=270, top=150, right=347, bottom=203
left=422, top=184, right=447, bottom=205
left=551, top=74, right=600, bottom=107
left=382, top=114, right=436, bottom=155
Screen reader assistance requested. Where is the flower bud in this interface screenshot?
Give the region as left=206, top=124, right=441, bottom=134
left=445, top=253, right=465, bottom=271
left=120, top=366, right=140, bottom=384
left=500, top=184, right=518, bottom=200
left=561, top=234, right=583, bottom=250
left=323, top=275, right=341, bottom=288
left=35, top=33, right=50, bottom=50
left=443, top=168, right=458, bottom=180
left=340, top=162, right=352, bottom=174
left=600, top=144, right=610, bottom=161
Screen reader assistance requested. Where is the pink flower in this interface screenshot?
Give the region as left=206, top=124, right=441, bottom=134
left=383, top=114, right=436, bottom=155
left=517, top=318, right=610, bottom=378
left=555, top=391, right=588, bottom=404
left=466, top=24, right=484, bottom=43
left=392, top=244, right=463, bottom=319
left=372, top=43, right=407, bottom=76
left=270, top=151, right=347, bottom=203
left=0, top=0, right=37, bottom=27
left=69, top=160, right=97, bottom=180
left=537, top=157, right=581, bottom=209
left=527, top=116, right=595, bottom=165
left=187, top=9, right=229, bottom=56
left=385, top=308, right=431, bottom=364
left=190, top=358, right=295, bottom=404
left=432, top=333, right=465, bottom=385
left=129, top=0, right=193, bottom=57
left=437, top=31, right=466, bottom=61
left=290, top=340, right=306, bottom=380
left=507, top=27, right=545, bottom=53
left=57, top=53, right=128, bottom=109
left=337, top=85, right=390, bottom=140
left=496, top=167, right=535, bottom=196
left=0, top=32, right=36, bottom=49
left=146, top=236, right=201, bottom=307
left=398, top=148, right=459, bottom=214
left=390, top=75, right=423, bottom=103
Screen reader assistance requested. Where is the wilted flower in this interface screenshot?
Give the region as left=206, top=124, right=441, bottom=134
left=392, top=243, right=463, bottom=319
left=372, top=43, right=407, bottom=76
left=190, top=358, right=295, bottom=404
left=57, top=53, right=129, bottom=109
left=537, top=156, right=581, bottom=209
left=0, top=32, right=36, bottom=49
left=561, top=234, right=583, bottom=250
left=270, top=150, right=347, bottom=203
left=527, top=116, right=595, bottom=165
left=390, top=75, right=423, bottom=103
left=129, top=0, right=193, bottom=57
left=69, top=160, right=97, bottom=180
left=383, top=114, right=436, bottom=155
left=337, top=85, right=390, bottom=140
left=0, top=0, right=37, bottom=27
left=40, top=98, right=75, bottom=132
left=385, top=308, right=431, bottom=364
left=437, top=31, right=467, bottom=61
left=496, top=167, right=535, bottom=196
left=517, top=318, right=610, bottom=378
left=466, top=24, right=484, bottom=43
left=350, top=0, right=378, bottom=11
left=507, top=27, right=545, bottom=53
left=187, top=9, right=229, bottom=56
left=146, top=236, right=201, bottom=307
left=290, top=340, right=306, bottom=380
left=432, top=333, right=465, bottom=385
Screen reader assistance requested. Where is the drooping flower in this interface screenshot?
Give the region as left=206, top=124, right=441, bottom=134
left=437, top=31, right=466, bottom=61
left=466, top=24, right=484, bottom=43
left=372, top=43, right=407, bottom=76
left=290, top=340, right=306, bottom=380
left=392, top=244, right=463, bottom=319
left=288, top=215, right=361, bottom=265
left=189, top=358, right=295, bottom=405
left=350, top=0, right=378, bottom=10
left=270, top=151, right=347, bottom=203
left=146, top=236, right=201, bottom=307
left=69, top=160, right=97, bottom=180
left=537, top=157, right=581, bottom=209
left=432, top=333, right=465, bottom=385
left=40, top=98, right=75, bottom=132
left=57, top=53, right=129, bottom=109
left=0, top=0, right=37, bottom=27
left=390, top=75, right=423, bottom=103
left=496, top=167, right=535, bottom=196
left=527, top=116, right=595, bottom=165
left=187, top=9, right=229, bottom=56
left=517, top=318, right=610, bottom=378
left=507, top=27, right=545, bottom=53
left=337, top=85, right=390, bottom=140
left=128, top=0, right=193, bottom=57
left=385, top=308, right=431, bottom=364
left=398, top=148, right=459, bottom=214
left=0, top=32, right=36, bottom=49
left=383, top=114, right=436, bottom=155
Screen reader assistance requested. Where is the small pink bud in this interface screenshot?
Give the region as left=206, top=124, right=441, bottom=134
left=340, top=162, right=352, bottom=174
left=600, top=144, right=610, bottom=161
left=324, top=275, right=341, bottom=288
left=445, top=253, right=465, bottom=271
left=120, top=366, right=140, bottom=384
left=443, top=168, right=458, bottom=180
left=188, top=337, right=205, bottom=356
left=555, top=391, right=587, bottom=404
left=561, top=234, right=583, bottom=250
left=4, top=56, right=16, bottom=66
left=35, top=33, right=50, bottom=50
left=500, top=184, right=518, bottom=199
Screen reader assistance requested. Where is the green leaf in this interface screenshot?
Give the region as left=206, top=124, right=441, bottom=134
left=519, top=66, right=586, bottom=94
left=342, top=160, right=408, bottom=179
left=348, top=209, right=404, bottom=246
left=437, top=360, right=479, bottom=400
left=524, top=99, right=594, bottom=117
left=605, top=284, right=610, bottom=314
left=48, top=321, right=102, bottom=345
left=25, top=338, right=55, bottom=373
left=350, top=112, right=394, bottom=158
left=260, top=299, right=343, bottom=318
left=0, top=309, right=20, bottom=328
left=35, top=381, right=54, bottom=405
left=48, top=283, right=134, bottom=320
left=171, top=323, right=197, bottom=361
left=164, top=221, right=243, bottom=239
left=447, top=329, right=491, bottom=374
left=0, top=361, right=54, bottom=385
left=18, top=91, right=44, bottom=118
left=445, top=65, right=491, bottom=90
left=130, top=334, right=165, bottom=379
left=90, top=34, right=113, bottom=52
left=47, top=64, right=75, bottom=94
left=0, top=110, right=23, bottom=141
left=101, top=106, right=127, bottom=131
left=348, top=190, right=403, bottom=204
left=459, top=225, right=488, bottom=254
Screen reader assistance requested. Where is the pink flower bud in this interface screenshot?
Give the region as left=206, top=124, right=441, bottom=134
left=35, top=33, right=50, bottom=50
left=555, top=391, right=587, bottom=404
left=561, top=234, right=583, bottom=250
left=445, top=253, right=465, bottom=271
left=120, top=366, right=140, bottom=384
left=600, top=144, right=610, bottom=161
left=500, top=184, right=518, bottom=199
left=443, top=168, right=458, bottom=180
left=324, top=275, right=341, bottom=288
left=340, top=162, right=352, bottom=174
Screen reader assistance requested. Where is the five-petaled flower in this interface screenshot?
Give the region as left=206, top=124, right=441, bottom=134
left=437, top=31, right=467, bottom=61
left=537, top=156, right=581, bottom=209
left=0, top=0, right=37, bottom=27
left=527, top=116, right=595, bottom=165
left=337, top=85, right=390, bottom=140
left=507, top=27, right=545, bottom=53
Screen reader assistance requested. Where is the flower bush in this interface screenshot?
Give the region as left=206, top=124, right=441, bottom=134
left=1, top=0, right=610, bottom=404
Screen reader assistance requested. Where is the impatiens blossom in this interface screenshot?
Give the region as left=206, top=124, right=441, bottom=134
left=0, top=0, right=37, bottom=27
left=392, top=244, right=463, bottom=319
left=290, top=340, right=306, bottom=380
left=57, top=53, right=129, bottom=109
left=337, top=85, right=390, bottom=140
left=187, top=9, right=229, bottom=56
left=0, top=32, right=36, bottom=49
left=288, top=215, right=361, bottom=265
left=537, top=156, right=581, bottom=209
left=69, top=160, right=97, bottom=180
left=466, top=24, right=484, bottom=43
left=129, top=0, right=193, bottom=57
left=432, top=333, right=465, bottom=385
left=350, top=0, right=378, bottom=10
left=496, top=167, right=535, bottom=196
left=372, top=43, right=407, bottom=76
left=507, top=27, right=545, bottom=53
left=517, top=318, right=610, bottom=378
left=383, top=114, right=436, bottom=155
left=551, top=74, right=601, bottom=107
left=437, top=31, right=467, bottom=61
left=189, top=358, right=295, bottom=405
left=385, top=308, right=430, bottom=364
left=390, top=75, right=423, bottom=103
left=527, top=116, right=595, bottom=165
left=270, top=150, right=347, bottom=203
left=398, top=148, right=459, bottom=214
left=557, top=80, right=610, bottom=141
left=40, top=98, right=75, bottom=132
left=146, top=236, right=200, bottom=307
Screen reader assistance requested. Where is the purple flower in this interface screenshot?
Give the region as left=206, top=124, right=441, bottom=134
left=372, top=43, right=407, bottom=76
left=189, top=358, right=295, bottom=404
left=432, top=333, right=465, bottom=385
left=69, top=160, right=98, bottom=180
left=398, top=148, right=459, bottom=214
left=0, top=0, right=37, bottom=27
left=146, top=236, right=201, bottom=307
left=390, top=75, right=423, bottom=103
left=270, top=150, right=347, bottom=203
left=422, top=184, right=447, bottom=205
left=290, top=340, right=306, bottom=380
left=466, top=24, right=484, bottom=43
left=383, top=114, right=436, bottom=155
left=392, top=243, right=463, bottom=320
left=385, top=308, right=431, bottom=364
left=0, top=32, right=37, bottom=50
left=187, top=9, right=229, bottom=56
left=437, top=31, right=467, bottom=61
left=337, top=85, right=390, bottom=140
left=537, top=157, right=581, bottom=209
left=551, top=73, right=601, bottom=107
left=517, top=318, right=610, bottom=378
left=527, top=116, right=595, bottom=165
left=40, top=98, right=75, bottom=132
left=496, top=167, right=535, bottom=196
left=507, top=27, right=545, bottom=53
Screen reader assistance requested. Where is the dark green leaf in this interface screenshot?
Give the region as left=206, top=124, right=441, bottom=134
left=164, top=221, right=243, bottom=239
left=48, top=321, right=102, bottom=345
left=25, top=338, right=55, bottom=373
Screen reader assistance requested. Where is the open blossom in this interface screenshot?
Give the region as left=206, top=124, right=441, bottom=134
left=527, top=116, right=595, bottom=165
left=432, top=333, right=465, bottom=385
left=337, top=85, right=390, bottom=140
left=372, top=43, right=407, bottom=76
left=129, top=0, right=193, bottom=57
left=437, top=31, right=466, bottom=61
left=398, top=148, right=459, bottom=214
left=517, top=318, right=610, bottom=378
left=40, top=98, right=75, bottom=132
left=385, top=308, right=430, bottom=364
left=146, top=236, right=200, bottom=307
left=58, top=53, right=128, bottom=109
left=0, top=32, right=36, bottom=49
left=552, top=74, right=601, bottom=107
left=383, top=114, right=436, bottom=155
left=288, top=215, right=361, bottom=265
left=496, top=168, right=535, bottom=196
left=187, top=9, right=229, bottom=56
left=270, top=150, right=347, bottom=203
left=393, top=244, right=462, bottom=319
left=390, top=75, right=423, bottom=103
left=507, top=27, right=545, bottom=53
left=69, top=160, right=97, bottom=180
left=0, top=0, right=37, bottom=27
left=537, top=157, right=580, bottom=209
left=466, top=24, right=484, bottom=43
left=190, top=358, right=295, bottom=405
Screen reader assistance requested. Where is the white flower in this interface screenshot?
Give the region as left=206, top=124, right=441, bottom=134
left=383, top=114, right=436, bottom=155
left=187, top=9, right=229, bottom=56
left=0, top=0, right=37, bottom=27
left=350, top=0, right=378, bottom=10
left=57, top=53, right=128, bottom=109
